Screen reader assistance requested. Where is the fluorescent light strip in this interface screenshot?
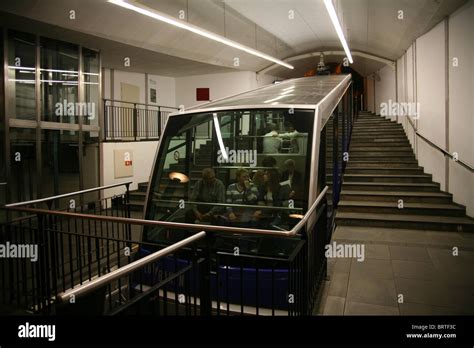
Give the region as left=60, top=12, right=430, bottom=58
left=108, top=0, right=293, bottom=70
left=213, top=113, right=228, bottom=160
left=323, top=0, right=353, bottom=64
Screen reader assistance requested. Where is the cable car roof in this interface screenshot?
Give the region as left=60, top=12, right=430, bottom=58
left=182, top=74, right=351, bottom=113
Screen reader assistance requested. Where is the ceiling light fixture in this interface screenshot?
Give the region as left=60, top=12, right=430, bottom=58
left=323, top=0, right=353, bottom=64
left=108, top=0, right=294, bottom=69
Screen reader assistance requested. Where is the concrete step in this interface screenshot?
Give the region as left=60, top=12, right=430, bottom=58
left=350, top=138, right=411, bottom=144
left=335, top=212, right=474, bottom=232
left=349, top=155, right=415, bottom=161
left=334, top=161, right=420, bottom=167
left=347, top=146, right=413, bottom=152
left=342, top=167, right=424, bottom=174
left=341, top=182, right=440, bottom=192
left=339, top=190, right=453, bottom=204
left=138, top=182, right=148, bottom=192
left=349, top=151, right=414, bottom=157
left=352, top=134, right=408, bottom=139
left=334, top=173, right=433, bottom=183
left=338, top=200, right=465, bottom=217
left=129, top=191, right=146, bottom=201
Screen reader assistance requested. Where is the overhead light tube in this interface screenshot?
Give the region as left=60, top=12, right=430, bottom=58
left=108, top=0, right=294, bottom=69
left=323, top=0, right=353, bottom=64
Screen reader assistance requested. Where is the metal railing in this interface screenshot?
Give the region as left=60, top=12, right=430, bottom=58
left=104, top=99, right=179, bottom=141
left=0, top=182, right=329, bottom=316
left=405, top=116, right=473, bottom=172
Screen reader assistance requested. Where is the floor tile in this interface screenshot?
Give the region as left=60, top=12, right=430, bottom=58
left=350, top=258, right=394, bottom=280
left=344, top=301, right=399, bottom=315
left=389, top=245, right=431, bottom=263
left=323, top=296, right=345, bottom=315
left=347, top=277, right=397, bottom=307
left=392, top=260, right=437, bottom=281
left=328, top=272, right=349, bottom=298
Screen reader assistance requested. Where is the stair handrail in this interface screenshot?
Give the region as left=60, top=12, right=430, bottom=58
left=56, top=231, right=206, bottom=303
left=405, top=116, right=473, bottom=172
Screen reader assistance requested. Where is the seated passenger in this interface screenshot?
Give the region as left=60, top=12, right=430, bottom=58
left=263, top=123, right=282, bottom=153
left=226, top=168, right=260, bottom=224
left=258, top=169, right=293, bottom=226
left=189, top=168, right=225, bottom=222
left=252, top=170, right=266, bottom=193
left=280, top=159, right=303, bottom=206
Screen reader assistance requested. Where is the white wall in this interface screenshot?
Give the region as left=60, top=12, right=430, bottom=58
left=448, top=0, right=474, bottom=216
left=392, top=1, right=474, bottom=216
left=103, top=68, right=176, bottom=107
left=101, top=141, right=159, bottom=198
left=175, top=71, right=277, bottom=109
left=416, top=21, right=447, bottom=190
left=374, top=65, right=396, bottom=119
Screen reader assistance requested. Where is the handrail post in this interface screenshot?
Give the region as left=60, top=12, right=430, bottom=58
left=133, top=103, right=138, bottom=141
left=158, top=106, right=161, bottom=139
left=199, top=232, right=213, bottom=316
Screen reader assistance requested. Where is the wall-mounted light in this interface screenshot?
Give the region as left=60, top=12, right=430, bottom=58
left=323, top=0, right=353, bottom=64
left=108, top=0, right=294, bottom=70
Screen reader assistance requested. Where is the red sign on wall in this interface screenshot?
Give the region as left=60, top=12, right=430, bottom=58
left=196, top=88, right=210, bottom=101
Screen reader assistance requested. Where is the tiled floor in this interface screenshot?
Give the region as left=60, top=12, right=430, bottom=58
left=317, top=226, right=474, bottom=315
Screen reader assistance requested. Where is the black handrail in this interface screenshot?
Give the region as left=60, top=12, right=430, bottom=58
left=405, top=116, right=473, bottom=172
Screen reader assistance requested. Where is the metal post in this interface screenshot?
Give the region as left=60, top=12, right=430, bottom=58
left=133, top=103, right=137, bottom=141
left=199, top=232, right=213, bottom=316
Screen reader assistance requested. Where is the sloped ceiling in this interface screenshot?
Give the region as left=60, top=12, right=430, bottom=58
left=0, top=0, right=468, bottom=77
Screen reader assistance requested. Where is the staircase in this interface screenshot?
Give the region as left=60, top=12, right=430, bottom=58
left=335, top=111, right=474, bottom=232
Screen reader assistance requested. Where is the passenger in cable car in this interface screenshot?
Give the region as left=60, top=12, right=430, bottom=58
left=263, top=123, right=282, bottom=153
left=187, top=168, right=225, bottom=223
left=225, top=168, right=261, bottom=226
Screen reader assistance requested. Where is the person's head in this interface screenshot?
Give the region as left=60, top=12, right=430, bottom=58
left=202, top=168, right=216, bottom=185
left=286, top=122, right=295, bottom=132
left=252, top=170, right=265, bottom=186
left=268, top=123, right=278, bottom=132
left=284, top=159, right=295, bottom=173
left=262, top=156, right=277, bottom=168
left=264, top=169, right=280, bottom=192
left=235, top=168, right=250, bottom=185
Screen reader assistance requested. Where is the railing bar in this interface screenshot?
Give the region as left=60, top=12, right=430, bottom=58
left=5, top=181, right=132, bottom=208
left=57, top=231, right=205, bottom=302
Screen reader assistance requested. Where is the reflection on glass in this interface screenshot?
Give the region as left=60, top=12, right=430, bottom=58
left=40, top=37, right=79, bottom=123
left=7, top=30, right=36, bottom=120
left=82, top=48, right=99, bottom=130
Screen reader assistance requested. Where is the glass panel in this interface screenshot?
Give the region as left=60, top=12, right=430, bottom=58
left=10, top=128, right=37, bottom=203
left=40, top=129, right=80, bottom=208
left=6, top=30, right=36, bottom=121
left=82, top=48, right=99, bottom=129
left=144, top=109, right=314, bottom=250
left=40, top=37, right=79, bottom=123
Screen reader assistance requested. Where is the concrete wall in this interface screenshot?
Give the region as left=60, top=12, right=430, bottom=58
left=374, top=65, right=396, bottom=119
left=101, top=141, right=159, bottom=198
left=389, top=1, right=474, bottom=216
left=448, top=0, right=474, bottom=216
left=103, top=68, right=176, bottom=107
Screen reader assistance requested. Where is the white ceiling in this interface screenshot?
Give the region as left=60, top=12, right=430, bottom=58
left=0, top=0, right=468, bottom=77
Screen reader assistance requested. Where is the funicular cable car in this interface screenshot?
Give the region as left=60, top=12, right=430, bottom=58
left=138, top=74, right=354, bottom=315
